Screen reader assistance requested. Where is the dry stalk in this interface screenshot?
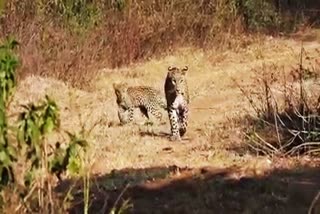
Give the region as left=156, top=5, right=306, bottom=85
left=308, top=190, right=320, bottom=214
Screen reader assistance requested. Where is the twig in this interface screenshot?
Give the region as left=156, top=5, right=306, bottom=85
left=254, top=132, right=278, bottom=152
left=273, top=104, right=282, bottom=149
left=308, top=190, right=320, bottom=214
left=286, top=142, right=320, bottom=156
left=110, top=183, right=130, bottom=213
left=245, top=132, right=276, bottom=156
left=15, top=183, right=37, bottom=212
left=232, top=77, right=261, bottom=115
left=100, top=189, right=110, bottom=214
left=246, top=139, right=271, bottom=156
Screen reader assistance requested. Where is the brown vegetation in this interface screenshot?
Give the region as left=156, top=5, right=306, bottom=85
left=1, top=0, right=319, bottom=88
left=1, top=0, right=320, bottom=213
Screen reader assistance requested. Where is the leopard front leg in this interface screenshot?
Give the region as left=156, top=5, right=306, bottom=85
left=178, top=105, right=189, bottom=137
left=168, top=107, right=180, bottom=141
left=118, top=107, right=135, bottom=125
left=127, top=107, right=134, bottom=123
left=117, top=107, right=128, bottom=125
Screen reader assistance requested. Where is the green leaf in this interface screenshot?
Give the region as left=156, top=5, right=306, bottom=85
left=67, top=158, right=81, bottom=176
left=30, top=122, right=41, bottom=144
left=0, top=149, right=12, bottom=167
left=0, top=71, right=5, bottom=79
left=7, top=145, right=17, bottom=159
left=43, top=117, right=54, bottom=134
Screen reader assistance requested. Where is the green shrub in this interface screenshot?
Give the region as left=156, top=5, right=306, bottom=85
left=0, top=37, right=19, bottom=188
left=235, top=0, right=281, bottom=32
left=0, top=0, right=5, bottom=14
left=0, top=37, right=88, bottom=211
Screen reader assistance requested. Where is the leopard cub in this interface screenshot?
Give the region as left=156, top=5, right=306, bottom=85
left=113, top=82, right=167, bottom=125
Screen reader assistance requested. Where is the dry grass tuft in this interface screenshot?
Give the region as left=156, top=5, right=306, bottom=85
left=236, top=46, right=320, bottom=156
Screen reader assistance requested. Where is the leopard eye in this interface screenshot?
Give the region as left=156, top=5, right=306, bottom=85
left=172, top=79, right=176, bottom=85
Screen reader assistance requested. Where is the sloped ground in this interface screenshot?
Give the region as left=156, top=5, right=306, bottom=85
left=10, top=31, right=320, bottom=213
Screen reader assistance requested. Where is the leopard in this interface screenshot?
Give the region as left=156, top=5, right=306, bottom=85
left=164, top=65, right=190, bottom=141
left=113, top=82, right=167, bottom=125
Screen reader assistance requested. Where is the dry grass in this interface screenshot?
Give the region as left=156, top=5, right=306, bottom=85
left=2, top=32, right=320, bottom=212
left=234, top=42, right=320, bottom=156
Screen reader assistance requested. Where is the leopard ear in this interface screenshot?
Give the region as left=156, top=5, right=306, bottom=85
left=167, top=66, right=177, bottom=77
left=181, top=66, right=188, bottom=75
left=168, top=66, right=174, bottom=71
left=113, top=82, right=127, bottom=91
left=122, top=82, right=129, bottom=89
left=166, top=68, right=172, bottom=78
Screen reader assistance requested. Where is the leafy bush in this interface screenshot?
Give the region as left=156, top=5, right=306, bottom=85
left=0, top=37, right=88, bottom=212
left=38, top=0, right=101, bottom=29
left=50, top=131, right=88, bottom=179
left=239, top=0, right=281, bottom=32
left=0, top=37, right=19, bottom=188
left=17, top=95, right=60, bottom=186
left=0, top=0, right=5, bottom=14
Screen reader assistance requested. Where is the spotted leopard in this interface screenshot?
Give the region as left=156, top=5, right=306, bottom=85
left=164, top=66, right=190, bottom=141
left=113, top=82, right=167, bottom=125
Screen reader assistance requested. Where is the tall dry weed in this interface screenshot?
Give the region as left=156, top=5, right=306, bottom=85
left=0, top=0, right=318, bottom=89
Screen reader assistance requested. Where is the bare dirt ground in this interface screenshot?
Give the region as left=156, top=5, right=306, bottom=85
left=11, top=30, right=320, bottom=213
